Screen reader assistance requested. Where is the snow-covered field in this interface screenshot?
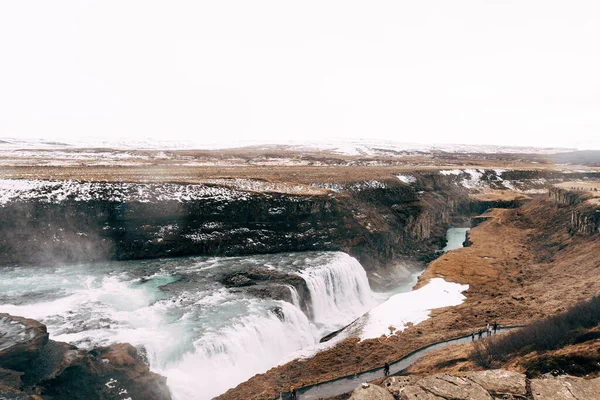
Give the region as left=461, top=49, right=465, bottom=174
left=0, top=137, right=573, bottom=155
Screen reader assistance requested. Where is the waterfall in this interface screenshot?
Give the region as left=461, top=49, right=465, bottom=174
left=163, top=301, right=315, bottom=400
left=0, top=251, right=378, bottom=400
left=286, top=284, right=301, bottom=309
left=164, top=252, right=376, bottom=399
left=298, top=253, right=375, bottom=328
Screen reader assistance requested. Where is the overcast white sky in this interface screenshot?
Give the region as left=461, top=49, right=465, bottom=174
left=1, top=1, right=599, bottom=149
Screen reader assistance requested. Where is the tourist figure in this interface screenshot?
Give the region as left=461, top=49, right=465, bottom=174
left=471, top=331, right=475, bottom=341
left=493, top=321, right=498, bottom=334
left=478, top=329, right=483, bottom=339
left=384, top=362, right=390, bottom=376
left=290, top=385, right=297, bottom=400
left=486, top=322, right=490, bottom=337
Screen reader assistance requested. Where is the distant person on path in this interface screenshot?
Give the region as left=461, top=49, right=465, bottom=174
left=486, top=323, right=491, bottom=337
left=290, top=385, right=297, bottom=400
left=493, top=321, right=498, bottom=334
left=384, top=362, right=390, bottom=376
left=478, top=329, right=483, bottom=339
left=471, top=331, right=475, bottom=341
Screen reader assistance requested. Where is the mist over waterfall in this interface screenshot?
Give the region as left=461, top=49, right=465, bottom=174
left=0, top=251, right=385, bottom=400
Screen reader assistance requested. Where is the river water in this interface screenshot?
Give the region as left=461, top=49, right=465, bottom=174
left=443, top=227, right=470, bottom=252
left=0, top=230, right=467, bottom=399
left=0, top=252, right=394, bottom=399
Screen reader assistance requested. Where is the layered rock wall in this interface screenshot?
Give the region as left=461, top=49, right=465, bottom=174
left=2, top=169, right=595, bottom=269
left=548, top=188, right=600, bottom=235
left=0, top=177, right=469, bottom=269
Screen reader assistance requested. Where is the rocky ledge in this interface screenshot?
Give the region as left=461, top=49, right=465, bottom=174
left=0, top=313, right=171, bottom=400
left=351, top=369, right=600, bottom=400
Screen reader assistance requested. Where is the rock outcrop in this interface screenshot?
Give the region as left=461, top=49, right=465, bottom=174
left=349, top=382, right=394, bottom=400
left=0, top=314, right=49, bottom=372
left=466, top=369, right=527, bottom=398
left=0, top=314, right=171, bottom=400
left=531, top=374, right=600, bottom=400
left=377, top=370, right=600, bottom=399
left=548, top=188, right=600, bottom=235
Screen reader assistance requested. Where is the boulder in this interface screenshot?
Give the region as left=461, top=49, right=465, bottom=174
left=531, top=375, right=600, bottom=400
left=349, top=382, right=395, bottom=400
left=382, top=376, right=418, bottom=398
left=0, top=368, right=24, bottom=389
left=399, top=385, right=445, bottom=399
left=40, top=342, right=172, bottom=400
left=0, top=314, right=171, bottom=400
left=414, top=374, right=492, bottom=400
left=466, top=369, right=527, bottom=397
left=0, top=384, right=37, bottom=399
left=0, top=314, right=49, bottom=371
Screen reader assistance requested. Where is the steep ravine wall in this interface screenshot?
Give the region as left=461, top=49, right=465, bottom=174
left=0, top=177, right=469, bottom=270
left=2, top=169, right=596, bottom=269
left=549, top=187, right=600, bottom=235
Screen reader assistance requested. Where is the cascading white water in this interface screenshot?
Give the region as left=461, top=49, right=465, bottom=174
left=299, top=253, right=375, bottom=328
left=161, top=301, right=315, bottom=399
left=0, top=251, right=378, bottom=400
left=160, top=252, right=377, bottom=399
left=286, top=284, right=301, bottom=309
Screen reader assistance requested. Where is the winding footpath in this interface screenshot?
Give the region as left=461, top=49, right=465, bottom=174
left=279, top=327, right=517, bottom=400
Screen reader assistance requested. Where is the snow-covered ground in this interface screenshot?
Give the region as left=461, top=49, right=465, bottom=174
left=0, top=179, right=253, bottom=206
left=0, top=137, right=573, bottom=154
left=356, top=278, right=468, bottom=340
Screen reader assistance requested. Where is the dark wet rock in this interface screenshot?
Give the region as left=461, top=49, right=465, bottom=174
left=220, top=268, right=313, bottom=316
left=270, top=306, right=285, bottom=321
left=224, top=274, right=254, bottom=287
left=21, top=340, right=80, bottom=387
left=0, top=314, right=171, bottom=400
left=247, top=284, right=293, bottom=302
left=40, top=343, right=172, bottom=400
left=0, top=368, right=24, bottom=389
left=0, top=314, right=49, bottom=371
left=0, top=384, right=38, bottom=399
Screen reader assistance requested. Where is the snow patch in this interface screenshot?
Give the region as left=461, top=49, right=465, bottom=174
left=357, top=278, right=468, bottom=340
left=439, top=169, right=463, bottom=175
left=396, top=175, right=416, bottom=184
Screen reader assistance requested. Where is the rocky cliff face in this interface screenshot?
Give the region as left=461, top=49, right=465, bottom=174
left=548, top=188, right=600, bottom=235
left=0, top=313, right=171, bottom=400
left=0, top=177, right=468, bottom=270
left=2, top=169, right=596, bottom=270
